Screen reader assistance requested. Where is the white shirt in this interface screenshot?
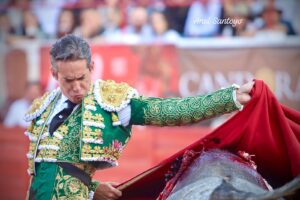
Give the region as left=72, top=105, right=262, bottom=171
left=184, top=0, right=222, bottom=37
left=47, top=94, right=79, bottom=125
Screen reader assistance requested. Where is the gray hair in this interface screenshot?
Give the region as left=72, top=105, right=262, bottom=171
left=50, top=34, right=92, bottom=72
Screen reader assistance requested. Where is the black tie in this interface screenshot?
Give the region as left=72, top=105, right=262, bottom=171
left=49, top=100, right=76, bottom=136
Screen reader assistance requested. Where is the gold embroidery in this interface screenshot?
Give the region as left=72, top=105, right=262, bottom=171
left=93, top=146, right=103, bottom=154
left=28, top=143, right=37, bottom=154
left=143, top=87, right=238, bottom=126
left=39, top=137, right=60, bottom=146
left=41, top=108, right=51, bottom=119
left=83, top=111, right=104, bottom=122
left=83, top=95, right=96, bottom=106
left=54, top=167, right=88, bottom=199
left=35, top=125, right=70, bottom=161
left=112, top=113, right=118, bottom=122
left=28, top=122, right=34, bottom=132
left=26, top=92, right=50, bottom=116
left=59, top=125, right=69, bottom=136
left=83, top=126, right=102, bottom=138
left=111, top=113, right=121, bottom=126
left=99, top=80, right=132, bottom=108
left=28, top=160, right=34, bottom=173
left=32, top=126, right=42, bottom=135
left=82, top=144, right=92, bottom=154
left=36, top=149, right=57, bottom=159
left=82, top=144, right=104, bottom=155
left=81, top=140, right=123, bottom=162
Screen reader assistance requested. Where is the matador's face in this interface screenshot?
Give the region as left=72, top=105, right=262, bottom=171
left=52, top=59, right=92, bottom=104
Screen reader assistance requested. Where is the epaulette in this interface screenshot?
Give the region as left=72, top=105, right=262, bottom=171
left=24, top=88, right=60, bottom=122
left=93, top=79, right=138, bottom=112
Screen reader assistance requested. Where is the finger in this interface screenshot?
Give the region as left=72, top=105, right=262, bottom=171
left=240, top=94, right=251, bottom=105
left=111, top=188, right=122, bottom=197
left=106, top=184, right=122, bottom=198
left=248, top=81, right=255, bottom=89
left=240, top=81, right=254, bottom=93
left=107, top=190, right=122, bottom=200
left=109, top=182, right=120, bottom=187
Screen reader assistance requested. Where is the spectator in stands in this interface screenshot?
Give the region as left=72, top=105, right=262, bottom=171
left=5, top=0, right=30, bottom=36
left=256, top=7, right=289, bottom=38
left=3, top=81, right=41, bottom=128
left=221, top=0, right=256, bottom=37
left=0, top=12, right=16, bottom=43
left=74, top=8, right=105, bottom=41
left=56, top=8, right=78, bottom=39
left=184, top=0, right=222, bottom=37
left=274, top=0, right=299, bottom=35
left=6, top=9, right=47, bottom=44
left=20, top=9, right=47, bottom=39
left=250, top=0, right=297, bottom=36
left=100, top=0, right=123, bottom=36
left=164, top=0, right=191, bottom=35
left=0, top=0, right=28, bottom=43
left=149, top=10, right=180, bottom=43
left=31, top=0, right=68, bottom=38
left=276, top=8, right=296, bottom=36
left=223, top=0, right=250, bottom=18
left=121, top=6, right=153, bottom=42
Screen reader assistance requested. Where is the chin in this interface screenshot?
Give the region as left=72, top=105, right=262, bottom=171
left=73, top=97, right=84, bottom=104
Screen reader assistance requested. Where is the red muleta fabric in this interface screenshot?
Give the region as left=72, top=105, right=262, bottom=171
left=117, top=80, right=300, bottom=199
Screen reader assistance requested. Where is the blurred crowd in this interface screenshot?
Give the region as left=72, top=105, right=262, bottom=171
left=0, top=0, right=299, bottom=46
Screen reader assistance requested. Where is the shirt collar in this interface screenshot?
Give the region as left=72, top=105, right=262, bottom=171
left=57, top=93, right=69, bottom=109
left=60, top=93, right=68, bottom=102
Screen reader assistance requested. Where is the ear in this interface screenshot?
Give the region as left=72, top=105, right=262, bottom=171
left=51, top=68, right=58, bottom=80
left=89, top=61, right=94, bottom=72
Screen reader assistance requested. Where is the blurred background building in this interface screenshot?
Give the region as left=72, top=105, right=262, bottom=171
left=0, top=0, right=299, bottom=199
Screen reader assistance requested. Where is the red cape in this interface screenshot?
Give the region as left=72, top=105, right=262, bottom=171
left=118, top=80, right=300, bottom=199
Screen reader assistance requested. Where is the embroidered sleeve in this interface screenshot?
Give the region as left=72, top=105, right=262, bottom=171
left=93, top=80, right=138, bottom=112
left=129, top=86, right=240, bottom=126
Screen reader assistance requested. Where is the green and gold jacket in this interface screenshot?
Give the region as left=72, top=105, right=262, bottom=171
left=24, top=79, right=241, bottom=200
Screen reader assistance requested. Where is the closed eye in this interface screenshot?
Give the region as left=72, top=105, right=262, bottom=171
left=65, top=78, right=74, bottom=83
left=77, top=76, right=85, bottom=81
left=64, top=75, right=85, bottom=82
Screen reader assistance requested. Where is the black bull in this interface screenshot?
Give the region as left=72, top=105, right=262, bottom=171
left=162, top=149, right=300, bottom=200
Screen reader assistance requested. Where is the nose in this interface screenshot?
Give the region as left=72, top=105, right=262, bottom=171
left=72, top=81, right=81, bottom=93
